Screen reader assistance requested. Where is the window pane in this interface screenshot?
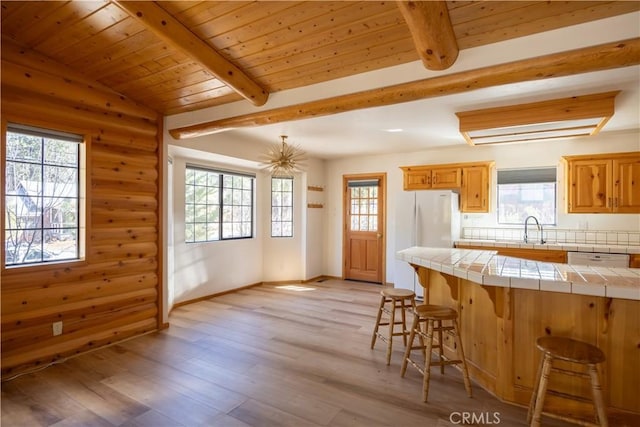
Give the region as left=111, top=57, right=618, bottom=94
left=195, top=170, right=207, bottom=185
left=241, top=223, right=251, bottom=237
left=194, top=224, right=207, bottom=241
left=195, top=205, right=207, bottom=222
left=222, top=223, right=233, bottom=239
left=272, top=207, right=281, bottom=221
left=242, top=190, right=251, bottom=205
left=232, top=206, right=242, bottom=222
left=282, top=207, right=292, bottom=221
left=43, top=166, right=77, bottom=197
left=206, top=187, right=218, bottom=204
left=207, top=205, right=219, bottom=222
left=207, top=223, right=219, bottom=241
left=222, top=206, right=232, bottom=222
left=497, top=182, right=556, bottom=225
left=185, top=185, right=195, bottom=204
left=5, top=127, right=81, bottom=266
left=185, top=168, right=195, bottom=185
left=242, top=207, right=251, bottom=222
left=6, top=133, right=42, bottom=162
left=369, top=215, right=378, bottom=231
left=207, top=172, right=219, bottom=187
left=359, top=216, right=369, bottom=229
left=185, top=223, right=194, bottom=242
left=243, top=177, right=252, bottom=190
left=44, top=138, right=78, bottom=166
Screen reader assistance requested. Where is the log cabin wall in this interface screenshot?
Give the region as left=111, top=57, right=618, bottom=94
left=0, top=40, right=162, bottom=378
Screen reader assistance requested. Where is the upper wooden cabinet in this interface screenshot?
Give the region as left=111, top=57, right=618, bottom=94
left=564, top=152, right=640, bottom=213
left=401, top=166, right=461, bottom=190
left=401, top=161, right=493, bottom=213
left=461, top=165, right=490, bottom=213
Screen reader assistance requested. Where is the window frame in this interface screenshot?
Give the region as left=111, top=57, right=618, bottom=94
left=3, top=121, right=87, bottom=268
left=271, top=176, right=294, bottom=238
left=184, top=165, right=255, bottom=243
left=496, top=167, right=557, bottom=226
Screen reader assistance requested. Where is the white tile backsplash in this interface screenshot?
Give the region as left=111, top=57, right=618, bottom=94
left=462, top=227, right=640, bottom=247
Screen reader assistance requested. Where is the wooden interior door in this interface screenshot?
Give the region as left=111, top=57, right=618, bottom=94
left=343, top=174, right=385, bottom=283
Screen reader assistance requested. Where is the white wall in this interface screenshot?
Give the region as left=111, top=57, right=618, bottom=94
left=323, top=130, right=640, bottom=284
left=303, top=158, right=326, bottom=280
left=166, top=138, right=325, bottom=304
left=261, top=172, right=304, bottom=282
left=260, top=157, right=326, bottom=282
left=169, top=156, right=264, bottom=304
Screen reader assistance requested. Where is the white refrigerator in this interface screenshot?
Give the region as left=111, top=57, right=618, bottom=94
left=394, top=190, right=461, bottom=299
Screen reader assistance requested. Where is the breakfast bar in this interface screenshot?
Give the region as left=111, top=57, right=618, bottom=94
left=397, top=247, right=640, bottom=424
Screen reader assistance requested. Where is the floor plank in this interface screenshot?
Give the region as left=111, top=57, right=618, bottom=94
left=1, top=279, right=576, bottom=426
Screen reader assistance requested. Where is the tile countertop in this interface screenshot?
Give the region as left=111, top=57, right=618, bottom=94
left=455, top=239, right=640, bottom=254
left=397, top=247, right=640, bottom=301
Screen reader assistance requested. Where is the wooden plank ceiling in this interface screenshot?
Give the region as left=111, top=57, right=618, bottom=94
left=2, top=1, right=638, bottom=115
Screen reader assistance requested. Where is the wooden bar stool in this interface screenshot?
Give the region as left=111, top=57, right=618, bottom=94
left=400, top=304, right=472, bottom=402
left=370, top=288, right=417, bottom=365
left=528, top=336, right=608, bottom=427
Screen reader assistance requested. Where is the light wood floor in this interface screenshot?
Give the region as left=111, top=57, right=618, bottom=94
left=2, top=279, right=576, bottom=427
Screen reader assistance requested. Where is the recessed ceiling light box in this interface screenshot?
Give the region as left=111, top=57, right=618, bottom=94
left=456, top=91, right=619, bottom=146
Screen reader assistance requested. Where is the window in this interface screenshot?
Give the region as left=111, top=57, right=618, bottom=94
left=497, top=168, right=556, bottom=225
left=348, top=180, right=379, bottom=231
left=185, top=166, right=254, bottom=242
left=4, top=124, right=82, bottom=266
left=271, top=177, right=293, bottom=237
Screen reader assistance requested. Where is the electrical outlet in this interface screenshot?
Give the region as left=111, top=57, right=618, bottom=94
left=52, top=321, right=63, bottom=336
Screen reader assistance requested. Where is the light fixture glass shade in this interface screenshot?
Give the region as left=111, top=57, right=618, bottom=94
left=261, top=135, right=307, bottom=176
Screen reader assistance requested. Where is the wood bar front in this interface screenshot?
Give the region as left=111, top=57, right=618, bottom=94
left=412, top=265, right=640, bottom=425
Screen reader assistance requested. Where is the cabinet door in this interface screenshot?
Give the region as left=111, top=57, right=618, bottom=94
left=613, top=156, right=640, bottom=213
left=404, top=169, right=432, bottom=190
left=568, top=159, right=611, bottom=213
left=432, top=167, right=462, bottom=189
left=461, top=166, right=489, bottom=212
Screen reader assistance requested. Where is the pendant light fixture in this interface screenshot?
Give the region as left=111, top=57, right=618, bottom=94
left=262, top=135, right=307, bottom=176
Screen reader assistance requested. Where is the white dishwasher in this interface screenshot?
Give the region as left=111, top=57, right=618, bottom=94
left=567, top=252, right=630, bottom=268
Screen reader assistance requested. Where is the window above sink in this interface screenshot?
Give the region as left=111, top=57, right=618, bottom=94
left=497, top=167, right=557, bottom=226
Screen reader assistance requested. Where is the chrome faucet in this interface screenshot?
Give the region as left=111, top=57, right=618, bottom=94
left=524, top=215, right=545, bottom=244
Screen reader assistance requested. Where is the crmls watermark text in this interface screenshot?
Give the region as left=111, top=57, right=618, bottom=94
left=449, top=411, right=501, bottom=425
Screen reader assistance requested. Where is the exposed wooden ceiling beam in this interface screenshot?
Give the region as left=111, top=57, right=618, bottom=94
left=397, top=1, right=458, bottom=71
left=114, top=1, right=268, bottom=107
left=169, top=38, right=640, bottom=140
